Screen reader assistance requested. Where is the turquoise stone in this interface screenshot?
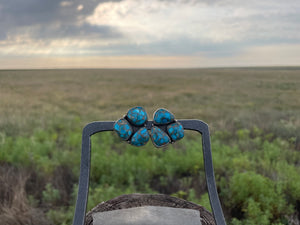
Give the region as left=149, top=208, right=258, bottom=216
left=127, top=106, right=148, bottom=126
left=167, top=122, right=184, bottom=142
left=153, top=108, right=175, bottom=125
left=113, top=119, right=133, bottom=140
left=131, top=127, right=149, bottom=146
left=150, top=126, right=170, bottom=147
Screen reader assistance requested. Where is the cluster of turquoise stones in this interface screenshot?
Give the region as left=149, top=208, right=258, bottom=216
left=151, top=108, right=184, bottom=147
left=114, top=107, right=149, bottom=146
left=113, top=107, right=184, bottom=148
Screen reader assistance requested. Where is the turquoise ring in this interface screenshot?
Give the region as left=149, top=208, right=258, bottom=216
left=114, top=106, right=149, bottom=147
left=114, top=107, right=184, bottom=148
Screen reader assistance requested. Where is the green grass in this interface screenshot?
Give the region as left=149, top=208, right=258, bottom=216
left=0, top=67, right=299, bottom=224
left=1, top=68, right=299, bottom=136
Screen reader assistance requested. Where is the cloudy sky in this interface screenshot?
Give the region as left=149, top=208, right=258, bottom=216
left=0, top=0, right=299, bottom=68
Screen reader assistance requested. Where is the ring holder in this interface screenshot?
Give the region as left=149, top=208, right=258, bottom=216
left=72, top=107, right=226, bottom=225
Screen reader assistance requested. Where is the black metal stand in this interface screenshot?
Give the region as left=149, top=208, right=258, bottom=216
left=72, top=120, right=226, bottom=225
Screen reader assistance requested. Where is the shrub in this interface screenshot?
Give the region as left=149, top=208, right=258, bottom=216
left=225, top=171, right=292, bottom=224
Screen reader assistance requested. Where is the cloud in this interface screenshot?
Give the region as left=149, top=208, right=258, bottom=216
left=60, top=1, right=73, bottom=7
left=0, top=0, right=299, bottom=65
left=0, top=0, right=122, bottom=41
left=77, top=4, right=84, bottom=11
left=86, top=0, right=300, bottom=45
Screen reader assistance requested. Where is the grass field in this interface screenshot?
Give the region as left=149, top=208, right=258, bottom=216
left=0, top=67, right=299, bottom=224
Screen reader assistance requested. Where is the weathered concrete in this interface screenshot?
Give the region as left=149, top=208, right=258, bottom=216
left=92, top=206, right=202, bottom=225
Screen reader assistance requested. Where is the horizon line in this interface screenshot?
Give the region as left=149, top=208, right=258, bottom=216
left=1, top=65, right=300, bottom=71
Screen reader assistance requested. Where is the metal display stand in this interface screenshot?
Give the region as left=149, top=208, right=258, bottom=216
left=72, top=120, right=226, bottom=225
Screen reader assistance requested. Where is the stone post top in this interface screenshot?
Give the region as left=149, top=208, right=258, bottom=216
left=92, top=206, right=202, bottom=225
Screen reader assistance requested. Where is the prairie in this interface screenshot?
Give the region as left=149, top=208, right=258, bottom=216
left=0, top=67, right=299, bottom=224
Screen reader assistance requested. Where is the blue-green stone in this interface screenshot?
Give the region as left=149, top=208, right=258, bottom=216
left=153, top=108, right=175, bottom=125
left=167, top=122, right=184, bottom=142
left=150, top=126, right=170, bottom=147
left=113, top=119, right=133, bottom=140
left=131, top=127, right=149, bottom=146
left=127, top=106, right=148, bottom=126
